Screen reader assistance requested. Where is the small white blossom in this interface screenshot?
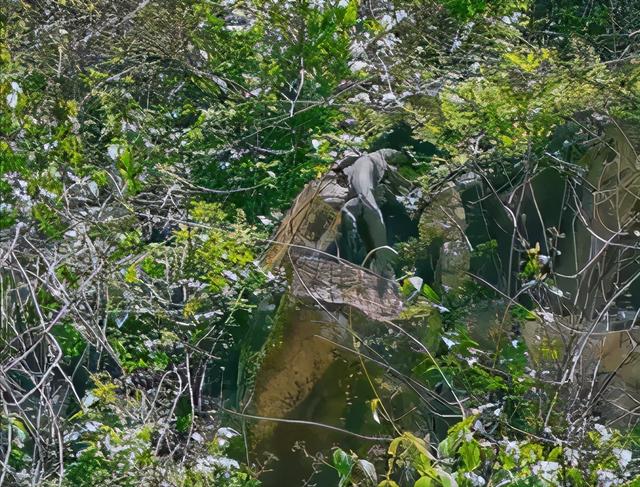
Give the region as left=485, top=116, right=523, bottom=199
left=532, top=461, right=560, bottom=483
left=107, top=144, right=124, bottom=160
left=442, top=336, right=456, bottom=349
left=597, top=469, right=623, bottom=487
left=349, top=60, right=369, bottom=72
left=594, top=423, right=612, bottom=442
left=564, top=448, right=579, bottom=467
left=464, top=472, right=486, bottom=486
left=613, top=448, right=632, bottom=470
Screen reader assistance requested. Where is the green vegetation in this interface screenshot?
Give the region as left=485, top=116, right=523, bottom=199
left=1, top=0, right=640, bottom=486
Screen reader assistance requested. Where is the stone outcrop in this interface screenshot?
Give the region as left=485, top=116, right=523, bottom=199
left=290, top=254, right=403, bottom=322
left=418, top=182, right=471, bottom=290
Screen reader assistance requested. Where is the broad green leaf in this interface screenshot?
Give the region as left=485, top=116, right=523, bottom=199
left=437, top=469, right=458, bottom=487
left=421, top=283, right=441, bottom=303
left=414, top=477, right=433, bottom=487
left=401, top=432, right=434, bottom=460
left=459, top=440, right=481, bottom=471
left=342, top=1, right=358, bottom=25
left=548, top=446, right=563, bottom=461
left=438, top=435, right=457, bottom=459
left=332, top=448, right=354, bottom=479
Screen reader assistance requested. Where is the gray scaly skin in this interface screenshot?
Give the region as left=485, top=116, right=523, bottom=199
left=340, top=149, right=409, bottom=276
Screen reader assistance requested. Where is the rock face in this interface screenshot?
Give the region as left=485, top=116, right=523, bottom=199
left=249, top=151, right=471, bottom=450
left=250, top=296, right=348, bottom=442
left=418, top=182, right=471, bottom=290
left=556, top=122, right=640, bottom=319
left=262, top=172, right=347, bottom=270
left=249, top=255, right=404, bottom=442
left=291, top=254, right=403, bottom=322
left=252, top=151, right=410, bottom=446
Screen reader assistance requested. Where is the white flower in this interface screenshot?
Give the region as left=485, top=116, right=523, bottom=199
left=349, top=60, right=368, bottom=72
left=597, top=469, right=623, bottom=487
left=613, top=448, right=632, bottom=470
left=594, top=423, right=612, bottom=442
left=564, top=448, right=579, bottom=467
left=532, top=461, right=560, bottom=483
left=6, top=91, right=18, bottom=109
left=107, top=144, right=124, bottom=160
left=464, top=472, right=486, bottom=486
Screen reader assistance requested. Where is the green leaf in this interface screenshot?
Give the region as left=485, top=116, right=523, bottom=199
left=459, top=440, right=481, bottom=471
left=175, top=412, right=192, bottom=433
left=437, top=469, right=458, bottom=487
left=52, top=323, right=86, bottom=357
left=378, top=481, right=399, bottom=487
left=511, top=304, right=538, bottom=321
left=438, top=435, right=457, bottom=459
left=414, top=476, right=433, bottom=487
left=342, top=1, right=358, bottom=25
left=565, top=468, right=585, bottom=486
left=332, top=448, right=354, bottom=484
left=421, top=283, right=441, bottom=303
left=548, top=446, right=563, bottom=461
left=11, top=418, right=28, bottom=443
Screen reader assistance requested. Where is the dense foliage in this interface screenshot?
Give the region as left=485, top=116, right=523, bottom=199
left=1, top=0, right=640, bottom=486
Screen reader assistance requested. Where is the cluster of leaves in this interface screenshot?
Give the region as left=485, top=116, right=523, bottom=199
left=2, top=0, right=640, bottom=485
left=336, top=416, right=639, bottom=486
left=334, top=312, right=640, bottom=486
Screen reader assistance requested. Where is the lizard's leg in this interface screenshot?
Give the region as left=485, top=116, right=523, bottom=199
left=342, top=197, right=362, bottom=230
left=341, top=197, right=363, bottom=261
left=360, top=191, right=387, bottom=249
left=360, top=191, right=395, bottom=276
